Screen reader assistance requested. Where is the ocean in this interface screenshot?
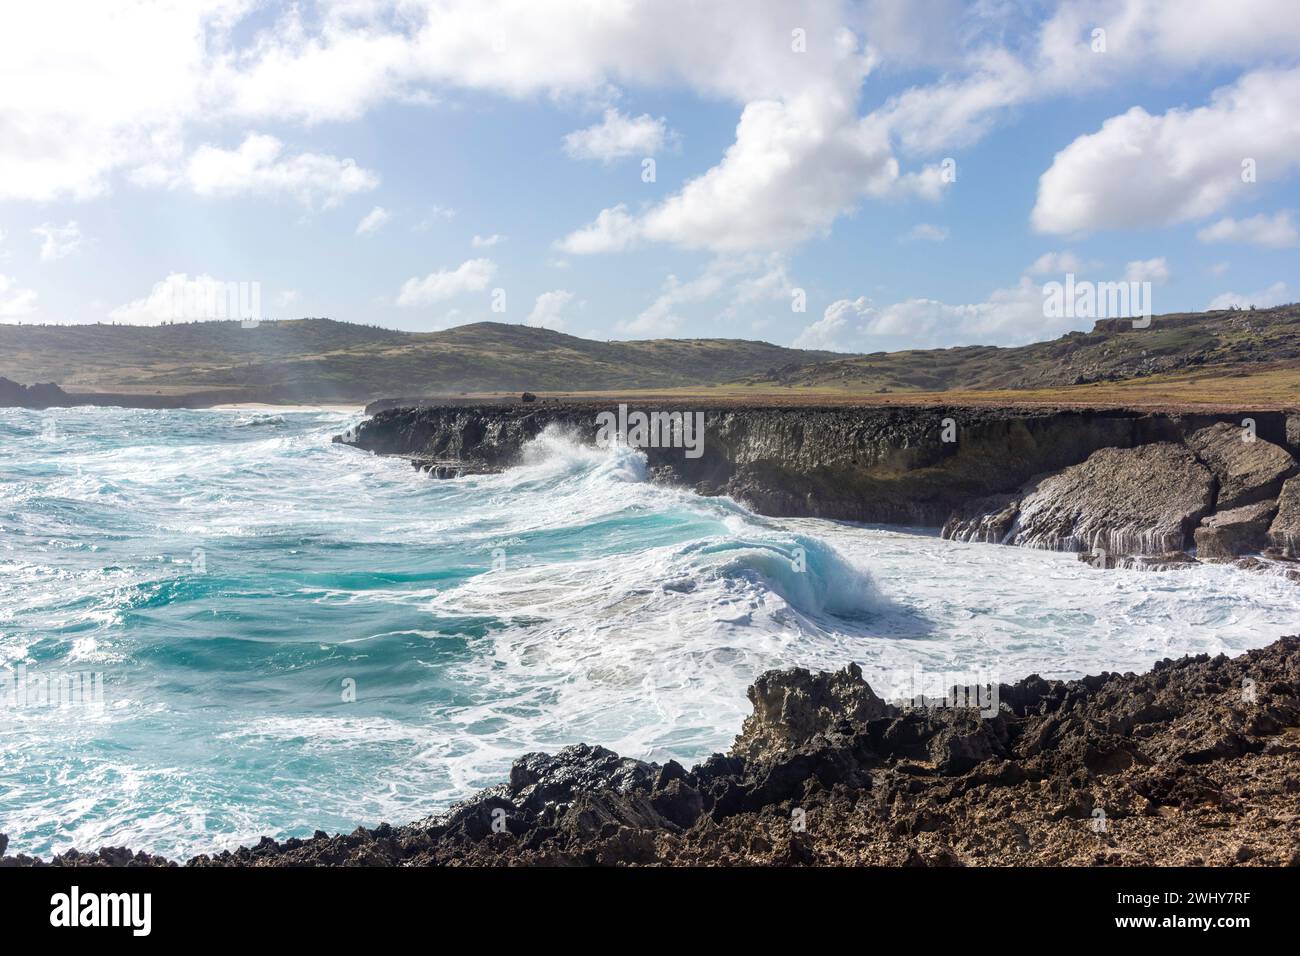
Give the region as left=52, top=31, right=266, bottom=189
left=2, top=406, right=1297, bottom=859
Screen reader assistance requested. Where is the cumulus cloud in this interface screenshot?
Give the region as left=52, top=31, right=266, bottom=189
left=1124, top=257, right=1170, bottom=284
left=135, top=133, right=379, bottom=209
left=563, top=109, right=669, bottom=162
left=1197, top=212, right=1298, bottom=248
left=1208, top=282, right=1289, bottom=311
left=397, top=258, right=496, bottom=306
left=1033, top=68, right=1300, bottom=234
left=355, top=206, right=391, bottom=236
left=32, top=221, right=83, bottom=261
left=556, top=204, right=640, bottom=254
left=471, top=233, right=505, bottom=248
left=0, top=274, right=38, bottom=318
left=525, top=290, right=574, bottom=330
left=620, top=254, right=793, bottom=337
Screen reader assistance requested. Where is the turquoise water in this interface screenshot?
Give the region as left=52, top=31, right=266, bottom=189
left=2, top=407, right=1298, bottom=859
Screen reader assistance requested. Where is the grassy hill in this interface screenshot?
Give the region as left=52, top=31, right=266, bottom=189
left=3, top=305, right=1297, bottom=407
left=0, top=319, right=844, bottom=400
left=736, top=305, right=1300, bottom=393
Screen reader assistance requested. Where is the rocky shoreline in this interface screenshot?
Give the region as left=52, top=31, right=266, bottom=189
left=338, top=402, right=1300, bottom=571
left=5, top=637, right=1299, bottom=867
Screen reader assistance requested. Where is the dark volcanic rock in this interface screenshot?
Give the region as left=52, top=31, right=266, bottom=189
left=0, top=377, right=70, bottom=409
left=338, top=403, right=1287, bottom=528
left=1195, top=500, right=1279, bottom=560
left=730, top=663, right=891, bottom=762
left=1006, top=443, right=1214, bottom=556
left=1185, top=422, right=1297, bottom=510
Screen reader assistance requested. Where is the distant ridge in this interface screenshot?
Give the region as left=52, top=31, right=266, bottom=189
left=2, top=305, right=1297, bottom=404
left=0, top=319, right=844, bottom=401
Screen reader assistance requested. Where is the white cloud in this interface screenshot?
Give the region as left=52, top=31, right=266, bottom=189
left=32, top=221, right=83, bottom=261
left=471, top=233, right=505, bottom=248
left=793, top=261, right=1147, bottom=352
left=1208, top=282, right=1289, bottom=311
left=355, top=206, right=391, bottom=236
left=557, top=204, right=640, bottom=255
left=878, top=0, right=1300, bottom=158
left=902, top=223, right=948, bottom=242
left=1027, top=251, right=1097, bottom=275
left=397, top=258, right=496, bottom=306
left=525, top=290, right=574, bottom=330
left=1124, top=257, right=1170, bottom=285
left=1209, top=261, right=1230, bottom=277
left=1197, top=212, right=1298, bottom=248
left=141, top=133, right=379, bottom=209
left=0, top=274, right=38, bottom=318
left=620, top=255, right=791, bottom=336
left=563, top=109, right=669, bottom=162
left=1033, top=67, right=1300, bottom=234
left=563, top=91, right=947, bottom=254
left=792, top=297, right=867, bottom=351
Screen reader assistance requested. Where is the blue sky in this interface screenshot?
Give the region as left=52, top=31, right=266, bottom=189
left=1, top=0, right=1297, bottom=352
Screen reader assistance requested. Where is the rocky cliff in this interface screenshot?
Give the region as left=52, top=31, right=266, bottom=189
left=336, top=402, right=1300, bottom=567
left=8, top=637, right=1299, bottom=867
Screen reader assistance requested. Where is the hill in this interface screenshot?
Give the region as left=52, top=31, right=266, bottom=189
left=2, top=305, right=1298, bottom=407
left=0, top=319, right=843, bottom=401
left=737, top=305, right=1300, bottom=393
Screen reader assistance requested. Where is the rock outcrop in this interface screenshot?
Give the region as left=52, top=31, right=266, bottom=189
left=1195, top=500, right=1279, bottom=560
left=1010, top=443, right=1214, bottom=554
left=731, top=663, right=889, bottom=762
left=1185, top=422, right=1297, bottom=510
left=8, top=637, right=1299, bottom=867
left=338, top=403, right=1291, bottom=529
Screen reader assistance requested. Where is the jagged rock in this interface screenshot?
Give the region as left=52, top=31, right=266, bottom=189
left=1195, top=500, right=1279, bottom=560
left=1185, top=422, right=1297, bottom=510
left=942, top=493, right=1019, bottom=543
left=730, top=663, right=891, bottom=762
left=1286, top=414, right=1300, bottom=455
left=1007, top=443, right=1214, bottom=556
left=1269, top=476, right=1300, bottom=557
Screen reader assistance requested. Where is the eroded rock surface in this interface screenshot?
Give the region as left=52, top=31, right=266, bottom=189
left=1005, top=444, right=1214, bottom=555
left=1195, top=500, right=1280, bottom=561
left=1185, top=423, right=1297, bottom=511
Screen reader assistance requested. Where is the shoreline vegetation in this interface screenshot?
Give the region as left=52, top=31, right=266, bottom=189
left=5, top=637, right=1298, bottom=867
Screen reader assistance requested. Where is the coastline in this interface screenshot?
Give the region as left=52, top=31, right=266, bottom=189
left=6, top=636, right=1298, bottom=867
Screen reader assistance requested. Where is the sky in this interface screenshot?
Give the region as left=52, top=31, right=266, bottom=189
left=0, top=0, right=1298, bottom=353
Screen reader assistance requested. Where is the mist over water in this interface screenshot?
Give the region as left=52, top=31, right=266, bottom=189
left=2, top=407, right=1297, bottom=859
